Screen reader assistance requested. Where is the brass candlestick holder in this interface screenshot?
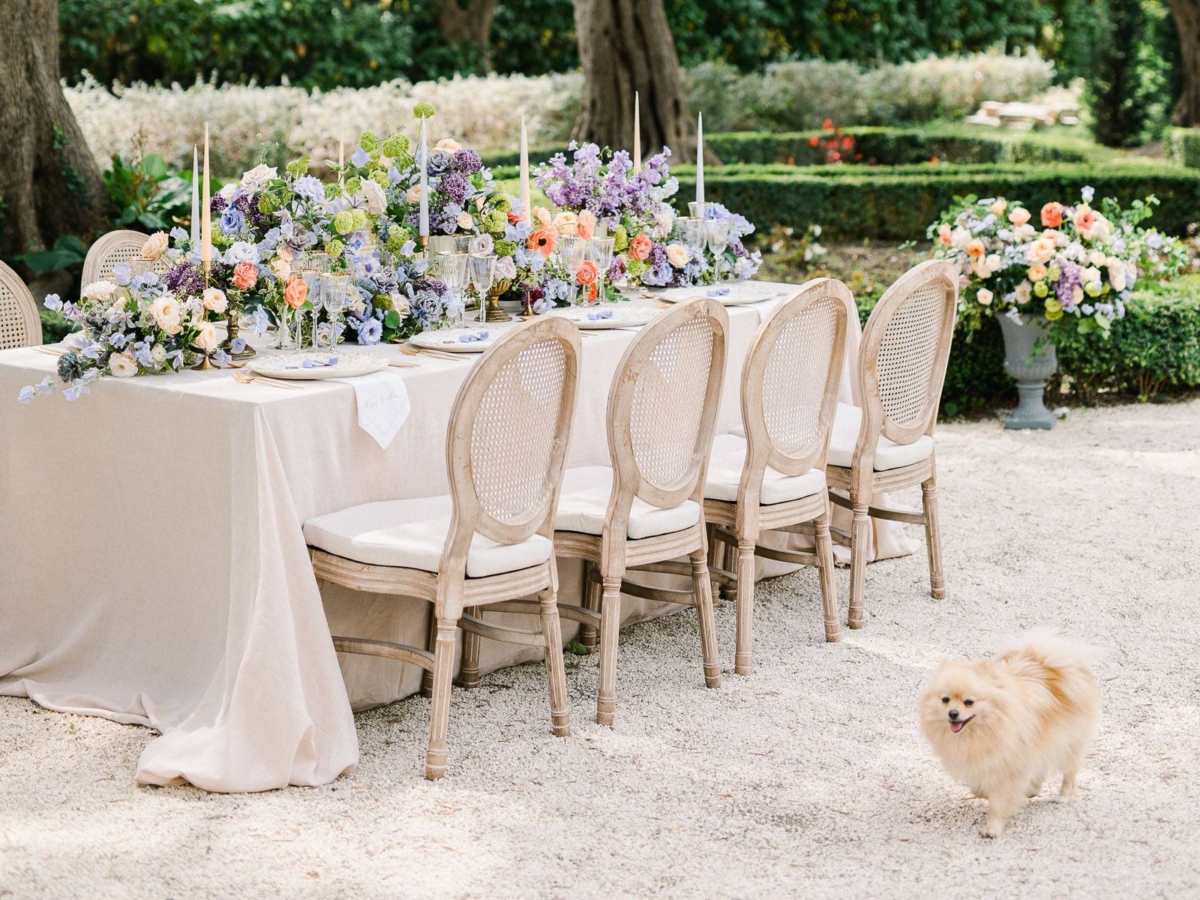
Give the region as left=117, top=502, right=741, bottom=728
left=484, top=280, right=513, bottom=323
left=520, top=289, right=535, bottom=318
left=221, top=307, right=257, bottom=360
left=193, top=259, right=216, bottom=370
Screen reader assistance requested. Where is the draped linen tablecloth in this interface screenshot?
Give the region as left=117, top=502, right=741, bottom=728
left=0, top=286, right=915, bottom=792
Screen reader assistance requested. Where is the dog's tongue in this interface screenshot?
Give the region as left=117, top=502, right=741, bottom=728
left=950, top=721, right=965, bottom=733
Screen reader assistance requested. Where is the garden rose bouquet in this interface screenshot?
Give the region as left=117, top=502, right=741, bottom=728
left=930, top=188, right=1185, bottom=335
left=19, top=272, right=214, bottom=402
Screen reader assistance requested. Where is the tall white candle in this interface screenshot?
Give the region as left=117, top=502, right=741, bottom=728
left=519, top=113, right=531, bottom=224
left=418, top=117, right=429, bottom=238
left=338, top=129, right=345, bottom=184
left=633, top=92, right=641, bottom=173
left=201, top=124, right=211, bottom=272
left=695, top=112, right=704, bottom=208
left=190, top=145, right=200, bottom=247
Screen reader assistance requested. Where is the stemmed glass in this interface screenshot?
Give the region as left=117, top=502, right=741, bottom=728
left=556, top=237, right=586, bottom=306
left=705, top=219, right=733, bottom=281
left=586, top=237, right=615, bottom=304
left=468, top=254, right=496, bottom=324
left=677, top=218, right=705, bottom=282
left=291, top=251, right=329, bottom=351
left=318, top=273, right=352, bottom=351
left=431, top=252, right=471, bottom=326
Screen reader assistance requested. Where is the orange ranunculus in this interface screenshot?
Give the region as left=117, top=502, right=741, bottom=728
left=1041, top=202, right=1063, bottom=228
left=528, top=227, right=559, bottom=258
left=965, top=238, right=986, bottom=259
left=284, top=275, right=308, bottom=309
left=232, top=261, right=259, bottom=291
left=575, top=259, right=599, bottom=287
left=628, top=233, right=653, bottom=261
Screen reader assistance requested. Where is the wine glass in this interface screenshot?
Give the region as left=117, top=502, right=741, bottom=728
left=468, top=254, right=496, bottom=324
left=557, top=237, right=587, bottom=307
left=320, top=273, right=352, bottom=351
left=705, top=219, right=733, bottom=281
left=586, top=237, right=615, bottom=304
left=296, top=251, right=329, bottom=350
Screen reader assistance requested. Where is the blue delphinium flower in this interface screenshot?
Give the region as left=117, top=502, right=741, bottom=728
left=356, top=317, right=383, bottom=345
left=350, top=147, right=371, bottom=167
left=112, top=263, right=133, bottom=286
left=169, top=226, right=189, bottom=243
left=293, top=175, right=325, bottom=204
left=43, top=294, right=62, bottom=311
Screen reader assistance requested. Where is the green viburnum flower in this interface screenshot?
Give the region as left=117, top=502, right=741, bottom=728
left=413, top=102, right=435, bottom=119
left=484, top=210, right=508, bottom=234
left=625, top=257, right=648, bottom=278
left=351, top=209, right=369, bottom=232
left=1033, top=280, right=1049, bottom=299
left=1047, top=265, right=1061, bottom=282
left=612, top=224, right=629, bottom=253
left=371, top=169, right=390, bottom=188
left=257, top=192, right=280, bottom=215
left=373, top=293, right=393, bottom=311
left=323, top=182, right=343, bottom=200
left=1084, top=281, right=1101, bottom=298
left=325, top=238, right=345, bottom=258
left=382, top=134, right=410, bottom=158
left=285, top=157, right=310, bottom=179
left=1044, top=298, right=1063, bottom=321
left=494, top=239, right=517, bottom=257
left=491, top=195, right=512, bottom=214
left=344, top=176, right=363, bottom=196
left=385, top=227, right=411, bottom=252
left=359, top=131, right=379, bottom=153
left=333, top=210, right=357, bottom=234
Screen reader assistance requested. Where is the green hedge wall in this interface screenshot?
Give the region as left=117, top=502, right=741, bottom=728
left=673, top=165, right=1200, bottom=241
left=1165, top=127, right=1200, bottom=169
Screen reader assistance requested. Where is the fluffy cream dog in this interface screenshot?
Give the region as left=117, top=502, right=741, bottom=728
left=920, top=631, right=1100, bottom=837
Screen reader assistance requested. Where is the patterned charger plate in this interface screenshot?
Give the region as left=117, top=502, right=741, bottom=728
left=248, top=352, right=389, bottom=380
left=658, top=281, right=791, bottom=306
left=408, top=325, right=512, bottom=353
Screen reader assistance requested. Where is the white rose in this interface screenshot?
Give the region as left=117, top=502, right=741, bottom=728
left=82, top=280, right=118, bottom=301
left=951, top=227, right=971, bottom=251
left=240, top=163, right=278, bottom=194
left=652, top=206, right=675, bottom=240
left=406, top=184, right=423, bottom=205
left=1089, top=250, right=1107, bottom=267
left=151, top=343, right=168, bottom=366
left=108, top=352, right=138, bottom=378
left=1108, top=265, right=1126, bottom=292
left=985, top=254, right=1001, bottom=274
left=435, top=138, right=462, bottom=153
left=456, top=211, right=474, bottom=231
left=1012, top=224, right=1036, bottom=241
left=1027, top=238, right=1056, bottom=265
left=390, top=292, right=410, bottom=317
left=218, top=183, right=238, bottom=203
left=361, top=179, right=387, bottom=215
left=141, top=231, right=169, bottom=260
left=1082, top=266, right=1102, bottom=285
left=270, top=257, right=292, bottom=279
left=194, top=321, right=219, bottom=352
left=1015, top=280, right=1032, bottom=304
left=149, top=296, right=182, bottom=335
left=665, top=244, right=689, bottom=268
left=203, top=287, right=229, bottom=314
left=976, top=288, right=993, bottom=306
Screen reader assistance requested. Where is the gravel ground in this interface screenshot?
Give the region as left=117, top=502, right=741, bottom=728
left=2, top=400, right=1199, bottom=900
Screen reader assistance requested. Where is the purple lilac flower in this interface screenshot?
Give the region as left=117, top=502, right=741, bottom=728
left=1055, top=260, right=1084, bottom=310
left=454, top=148, right=482, bottom=174
left=210, top=194, right=228, bottom=215
left=440, top=172, right=470, bottom=206
left=166, top=262, right=205, bottom=297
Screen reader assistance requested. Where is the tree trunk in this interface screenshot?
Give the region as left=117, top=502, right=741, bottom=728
left=572, top=0, right=695, bottom=160
left=1170, top=0, right=1200, bottom=126
left=0, top=0, right=107, bottom=265
left=438, top=0, right=502, bottom=70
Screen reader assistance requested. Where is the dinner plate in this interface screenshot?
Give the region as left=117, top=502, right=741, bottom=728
left=657, top=281, right=791, bottom=306
left=248, top=352, right=389, bottom=380
left=547, top=306, right=659, bottom=329
left=409, top=326, right=510, bottom=353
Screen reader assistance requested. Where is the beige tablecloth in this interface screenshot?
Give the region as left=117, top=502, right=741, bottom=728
left=0, top=286, right=915, bottom=792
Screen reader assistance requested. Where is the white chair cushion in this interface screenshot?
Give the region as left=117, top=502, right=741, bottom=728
left=304, top=494, right=552, bottom=578
left=827, top=403, right=934, bottom=471
left=555, top=466, right=700, bottom=539
left=703, top=434, right=826, bottom=505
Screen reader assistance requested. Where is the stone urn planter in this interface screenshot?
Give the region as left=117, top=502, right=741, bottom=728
left=996, top=312, right=1058, bottom=430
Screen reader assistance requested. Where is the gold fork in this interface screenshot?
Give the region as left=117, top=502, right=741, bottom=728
left=232, top=371, right=302, bottom=391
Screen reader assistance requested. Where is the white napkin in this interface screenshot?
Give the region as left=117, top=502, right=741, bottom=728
left=332, top=371, right=410, bottom=450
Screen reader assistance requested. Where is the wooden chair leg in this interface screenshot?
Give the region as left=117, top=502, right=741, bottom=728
left=420, top=612, right=437, bottom=698
left=815, top=510, right=842, bottom=643
left=424, top=617, right=457, bottom=781
left=579, top=562, right=601, bottom=650
left=733, top=538, right=756, bottom=676
left=719, top=541, right=736, bottom=601
left=596, top=575, right=622, bottom=726
left=538, top=588, right=571, bottom=737
left=922, top=470, right=946, bottom=600
left=848, top=501, right=871, bottom=629
left=459, top=605, right=482, bottom=688
left=690, top=550, right=722, bottom=688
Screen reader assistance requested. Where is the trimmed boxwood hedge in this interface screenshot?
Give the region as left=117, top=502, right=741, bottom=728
left=672, top=166, right=1200, bottom=241
left=1166, top=128, right=1200, bottom=170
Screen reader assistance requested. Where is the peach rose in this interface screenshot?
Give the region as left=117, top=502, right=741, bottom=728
left=575, top=259, right=599, bottom=286
left=532, top=206, right=553, bottom=228
left=628, top=233, right=653, bottom=261
left=577, top=209, right=597, bottom=240
left=141, top=231, right=168, bottom=260
left=435, top=138, right=462, bottom=153
left=284, top=275, right=308, bottom=310
left=232, top=262, right=259, bottom=291
left=937, top=223, right=953, bottom=246
left=1027, top=237, right=1057, bottom=265
left=1008, top=207, right=1031, bottom=227
left=1041, top=202, right=1063, bottom=228
left=965, top=238, right=986, bottom=259
left=665, top=244, right=689, bottom=268
left=527, top=227, right=559, bottom=258
left=551, top=211, right=578, bottom=236
left=1027, top=263, right=1048, bottom=282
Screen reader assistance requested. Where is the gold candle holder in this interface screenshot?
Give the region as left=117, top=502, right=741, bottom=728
left=193, top=260, right=216, bottom=370
left=484, top=280, right=513, bottom=323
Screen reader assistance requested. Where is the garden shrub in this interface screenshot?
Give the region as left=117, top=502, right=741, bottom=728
left=1166, top=127, right=1200, bottom=169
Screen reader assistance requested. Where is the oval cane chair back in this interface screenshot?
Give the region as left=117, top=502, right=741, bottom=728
left=741, top=278, right=852, bottom=480
left=608, top=298, right=729, bottom=514
left=81, top=230, right=170, bottom=286
left=859, top=260, right=958, bottom=447
left=443, top=317, right=581, bottom=565
left=0, top=261, right=43, bottom=349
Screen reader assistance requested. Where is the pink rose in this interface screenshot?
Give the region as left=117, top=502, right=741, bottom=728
left=628, top=233, right=652, bottom=261
left=284, top=275, right=308, bottom=310
left=232, top=262, right=258, bottom=290
left=141, top=231, right=168, bottom=260
left=1008, top=207, right=1031, bottom=227
left=577, top=210, right=597, bottom=240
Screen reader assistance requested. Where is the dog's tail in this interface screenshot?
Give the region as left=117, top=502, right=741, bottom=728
left=999, top=628, right=1101, bottom=723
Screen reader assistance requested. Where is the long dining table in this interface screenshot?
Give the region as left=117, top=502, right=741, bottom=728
left=0, top=283, right=917, bottom=792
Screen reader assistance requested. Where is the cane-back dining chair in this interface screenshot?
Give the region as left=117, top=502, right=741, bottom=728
left=544, top=298, right=728, bottom=727
left=825, top=259, right=958, bottom=629
left=0, top=261, right=43, bottom=349
left=81, top=230, right=170, bottom=285
left=704, top=279, right=852, bottom=670
left=304, top=317, right=581, bottom=780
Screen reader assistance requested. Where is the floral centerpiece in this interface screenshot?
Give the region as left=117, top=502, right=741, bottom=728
left=19, top=268, right=216, bottom=402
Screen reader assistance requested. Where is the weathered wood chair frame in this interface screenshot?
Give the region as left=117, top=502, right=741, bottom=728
left=0, top=261, right=43, bottom=349
left=828, top=259, right=958, bottom=628
left=309, top=317, right=581, bottom=780
left=546, top=298, right=729, bottom=726
left=706, top=278, right=853, bottom=668
left=81, top=230, right=169, bottom=285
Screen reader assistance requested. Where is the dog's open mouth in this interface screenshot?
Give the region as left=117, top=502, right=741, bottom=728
left=949, top=715, right=975, bottom=733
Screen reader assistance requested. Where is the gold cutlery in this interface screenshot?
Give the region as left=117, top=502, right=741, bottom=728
left=232, top=371, right=302, bottom=390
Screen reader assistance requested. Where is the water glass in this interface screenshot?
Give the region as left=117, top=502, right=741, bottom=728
left=468, top=254, right=497, bottom=323
left=586, top=237, right=615, bottom=304
left=705, top=219, right=733, bottom=279
left=557, top=237, right=587, bottom=306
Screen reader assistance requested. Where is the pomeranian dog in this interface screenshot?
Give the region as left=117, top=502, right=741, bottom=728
left=920, top=630, right=1100, bottom=837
